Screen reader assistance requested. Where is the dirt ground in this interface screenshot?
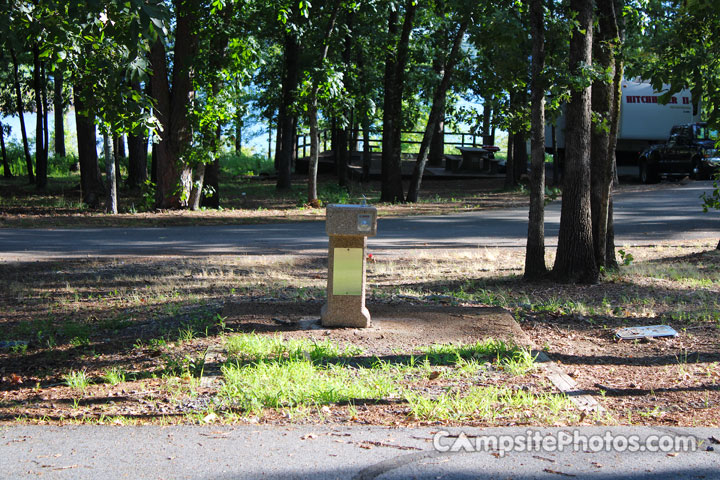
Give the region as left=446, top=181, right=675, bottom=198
left=0, top=177, right=718, bottom=427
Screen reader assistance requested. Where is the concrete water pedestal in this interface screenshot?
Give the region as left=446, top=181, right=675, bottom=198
left=321, top=204, right=377, bottom=328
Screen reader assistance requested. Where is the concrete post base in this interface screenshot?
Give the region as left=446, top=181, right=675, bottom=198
left=321, top=235, right=371, bottom=328
left=320, top=302, right=371, bottom=328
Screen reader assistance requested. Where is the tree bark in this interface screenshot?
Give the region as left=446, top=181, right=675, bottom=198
left=127, top=78, right=148, bottom=189
left=552, top=0, right=598, bottom=283
left=33, top=45, right=48, bottom=190
left=1, top=122, right=11, bottom=177
left=42, top=62, right=49, bottom=168
left=505, top=131, right=515, bottom=189
left=276, top=32, right=300, bottom=191
left=513, top=130, right=528, bottom=180
left=524, top=0, right=548, bottom=280
left=10, top=48, right=34, bottom=183
left=306, top=0, right=342, bottom=204
left=54, top=67, right=66, bottom=158
left=148, top=0, right=197, bottom=208
left=235, top=114, right=242, bottom=153
left=406, top=19, right=467, bottom=203
left=380, top=1, right=416, bottom=203
left=337, top=15, right=353, bottom=187
left=189, top=162, right=205, bottom=211
left=104, top=132, right=118, bottom=214
left=482, top=98, right=493, bottom=145
left=112, top=135, right=122, bottom=184
left=428, top=104, right=445, bottom=167
left=201, top=84, right=224, bottom=209
left=74, top=84, right=104, bottom=208
left=590, top=0, right=620, bottom=270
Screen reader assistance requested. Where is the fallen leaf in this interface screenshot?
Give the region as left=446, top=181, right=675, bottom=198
left=203, top=413, right=218, bottom=423
left=301, top=433, right=317, bottom=440
left=10, top=374, right=22, bottom=385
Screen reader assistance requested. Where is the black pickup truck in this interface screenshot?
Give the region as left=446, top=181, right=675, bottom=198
left=638, top=122, right=719, bottom=183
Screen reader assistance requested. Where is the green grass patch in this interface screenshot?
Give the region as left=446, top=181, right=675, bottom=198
left=63, top=370, right=91, bottom=391
left=217, top=335, right=554, bottom=420
left=220, top=359, right=401, bottom=413
left=102, top=367, right=126, bottom=385
left=405, top=386, right=573, bottom=422
left=225, top=333, right=364, bottom=363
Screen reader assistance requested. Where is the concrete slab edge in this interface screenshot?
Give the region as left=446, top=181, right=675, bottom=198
left=534, top=351, right=607, bottom=414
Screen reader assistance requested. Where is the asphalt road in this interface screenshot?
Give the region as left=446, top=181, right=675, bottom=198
left=0, top=181, right=718, bottom=260
left=1, top=425, right=718, bottom=479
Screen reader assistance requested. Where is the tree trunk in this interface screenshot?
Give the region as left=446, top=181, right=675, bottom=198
left=513, top=130, right=528, bottom=180
left=551, top=124, right=560, bottom=186
left=524, top=0, right=548, bottom=280
left=504, top=131, right=515, bottom=189
left=337, top=125, right=349, bottom=187
left=337, top=17, right=353, bottom=187
left=362, top=117, right=371, bottom=182
left=118, top=135, right=126, bottom=158
left=127, top=132, right=147, bottom=189
left=306, top=0, right=342, bottom=204
left=553, top=0, right=598, bottom=283
left=276, top=32, right=300, bottom=191
left=33, top=45, right=48, bottom=190
left=74, top=84, right=104, bottom=208
left=10, top=48, right=34, bottom=183
left=54, top=67, right=66, bottom=158
left=482, top=98, right=493, bottom=145
left=189, top=162, right=206, bottom=211
left=151, top=143, right=158, bottom=184
left=202, top=91, right=223, bottom=209
left=113, top=135, right=123, bottom=184
left=42, top=62, right=49, bottom=168
left=428, top=105, right=444, bottom=167
left=380, top=9, right=399, bottom=202
left=606, top=195, right=618, bottom=267
left=605, top=2, right=624, bottom=269
left=590, top=0, right=620, bottom=271
left=381, top=2, right=416, bottom=203
left=308, top=102, right=320, bottom=205
left=104, top=133, right=118, bottom=214
left=148, top=0, right=197, bottom=209
left=406, top=19, right=467, bottom=203
left=1, top=122, right=11, bottom=177
left=235, top=114, right=242, bottom=153
left=127, top=80, right=148, bottom=189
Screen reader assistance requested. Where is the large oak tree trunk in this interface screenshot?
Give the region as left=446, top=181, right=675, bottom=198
left=11, top=48, right=34, bottom=183
left=524, top=0, right=548, bottom=279
left=74, top=84, right=104, bottom=208
left=380, top=1, right=416, bottom=203
left=148, top=0, right=197, bottom=209
left=553, top=0, right=598, bottom=283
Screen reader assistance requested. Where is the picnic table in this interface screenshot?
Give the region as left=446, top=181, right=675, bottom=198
left=450, top=146, right=500, bottom=173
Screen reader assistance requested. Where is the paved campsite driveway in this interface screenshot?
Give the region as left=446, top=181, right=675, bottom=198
left=0, top=181, right=718, bottom=260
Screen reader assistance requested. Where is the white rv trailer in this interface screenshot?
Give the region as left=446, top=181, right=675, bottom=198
left=546, top=79, right=702, bottom=176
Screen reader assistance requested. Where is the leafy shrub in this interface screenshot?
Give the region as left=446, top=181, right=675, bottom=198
left=221, top=151, right=274, bottom=177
